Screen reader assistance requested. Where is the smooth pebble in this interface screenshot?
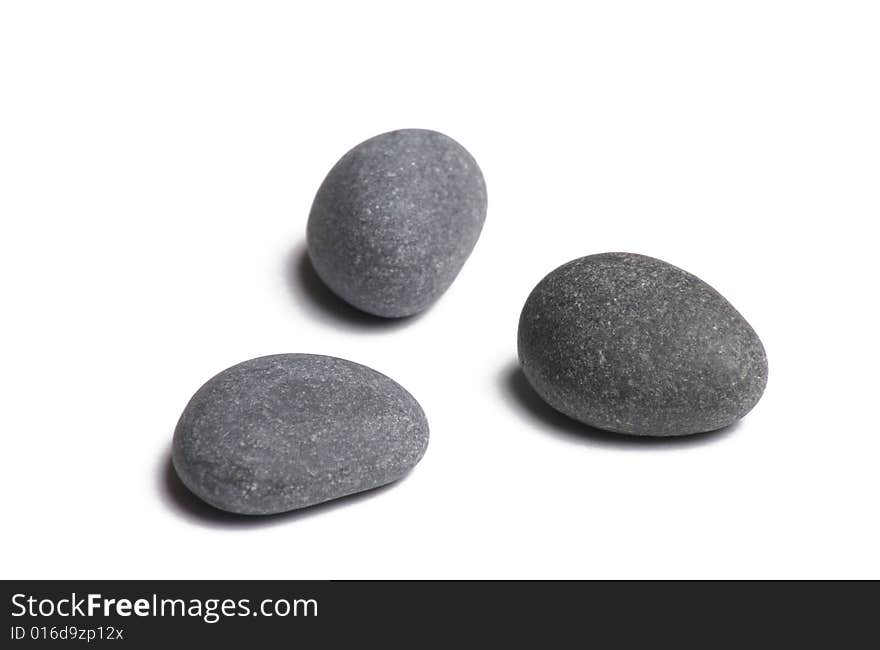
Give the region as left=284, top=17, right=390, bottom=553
left=517, top=252, right=768, bottom=436
left=172, top=354, right=429, bottom=514
left=307, top=128, right=487, bottom=318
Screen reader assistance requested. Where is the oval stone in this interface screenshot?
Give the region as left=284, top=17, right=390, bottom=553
left=307, top=129, right=487, bottom=318
left=172, top=354, right=429, bottom=514
left=517, top=253, right=768, bottom=436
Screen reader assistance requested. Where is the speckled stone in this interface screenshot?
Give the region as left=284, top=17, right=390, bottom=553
left=172, top=354, right=429, bottom=514
left=307, top=129, right=487, bottom=318
left=517, top=253, right=768, bottom=436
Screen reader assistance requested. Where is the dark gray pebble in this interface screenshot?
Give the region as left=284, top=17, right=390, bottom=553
left=307, top=129, right=487, bottom=318
left=172, top=354, right=429, bottom=514
left=517, top=253, right=768, bottom=436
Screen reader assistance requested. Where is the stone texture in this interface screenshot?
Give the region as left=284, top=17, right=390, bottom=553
left=172, top=354, right=429, bottom=514
left=517, top=253, right=768, bottom=436
left=307, top=128, right=487, bottom=318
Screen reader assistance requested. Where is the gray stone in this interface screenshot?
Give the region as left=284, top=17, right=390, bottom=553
left=517, top=253, right=768, bottom=436
left=172, top=354, right=429, bottom=514
left=307, top=129, right=487, bottom=318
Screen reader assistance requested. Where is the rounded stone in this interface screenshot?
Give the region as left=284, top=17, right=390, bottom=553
left=307, top=128, right=487, bottom=318
left=517, top=253, right=768, bottom=436
left=172, top=354, right=429, bottom=514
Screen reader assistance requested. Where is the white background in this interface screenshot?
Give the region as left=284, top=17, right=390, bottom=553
left=2, top=1, right=878, bottom=579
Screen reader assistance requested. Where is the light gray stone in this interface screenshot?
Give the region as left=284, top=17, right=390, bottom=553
left=517, top=253, right=768, bottom=436
left=307, top=128, right=487, bottom=318
left=172, top=354, right=429, bottom=514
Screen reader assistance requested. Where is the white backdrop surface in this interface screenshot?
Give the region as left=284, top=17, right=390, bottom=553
left=2, top=1, right=878, bottom=579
